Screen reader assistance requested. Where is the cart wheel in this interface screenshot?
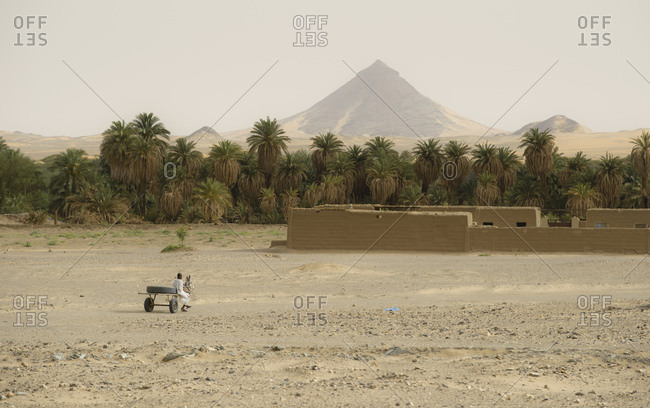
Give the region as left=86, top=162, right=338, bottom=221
left=169, top=297, right=179, bottom=313
left=144, top=297, right=154, bottom=312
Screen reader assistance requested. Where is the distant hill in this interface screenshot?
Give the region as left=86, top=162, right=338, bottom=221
left=278, top=59, right=499, bottom=139
left=0, top=131, right=104, bottom=159
left=512, top=115, right=591, bottom=135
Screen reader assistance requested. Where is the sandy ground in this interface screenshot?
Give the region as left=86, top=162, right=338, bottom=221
left=0, top=224, right=649, bottom=407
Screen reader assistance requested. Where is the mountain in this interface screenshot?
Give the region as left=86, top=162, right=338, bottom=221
left=187, top=126, right=221, bottom=140
left=278, top=60, right=500, bottom=139
left=512, top=115, right=591, bottom=135
left=184, top=126, right=230, bottom=151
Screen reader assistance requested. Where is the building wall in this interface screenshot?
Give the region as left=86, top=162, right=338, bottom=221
left=287, top=207, right=648, bottom=253
left=312, top=205, right=541, bottom=228
left=287, top=208, right=471, bottom=252
left=586, top=209, right=650, bottom=228
left=468, top=227, right=648, bottom=254
left=415, top=206, right=541, bottom=227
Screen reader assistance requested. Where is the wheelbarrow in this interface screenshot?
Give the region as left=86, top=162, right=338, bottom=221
left=139, top=286, right=180, bottom=313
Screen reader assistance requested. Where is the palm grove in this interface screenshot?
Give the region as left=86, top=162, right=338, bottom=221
left=2, top=112, right=650, bottom=224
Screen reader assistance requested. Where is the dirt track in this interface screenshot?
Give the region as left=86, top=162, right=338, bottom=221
left=1, top=224, right=649, bottom=407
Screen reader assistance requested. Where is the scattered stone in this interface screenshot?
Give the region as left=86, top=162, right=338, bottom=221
left=53, top=353, right=63, bottom=362
left=162, top=352, right=186, bottom=362
left=385, top=347, right=410, bottom=356
left=528, top=371, right=541, bottom=377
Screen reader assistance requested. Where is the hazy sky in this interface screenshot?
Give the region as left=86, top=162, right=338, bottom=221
left=1, top=0, right=649, bottom=137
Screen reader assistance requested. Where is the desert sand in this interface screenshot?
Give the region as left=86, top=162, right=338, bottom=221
left=0, top=224, right=649, bottom=407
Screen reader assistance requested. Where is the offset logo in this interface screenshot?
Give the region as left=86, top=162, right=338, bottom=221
left=13, top=295, right=48, bottom=327
left=442, top=161, right=458, bottom=181
left=294, top=295, right=327, bottom=326
left=163, top=162, right=177, bottom=180
left=293, top=15, right=328, bottom=47
left=577, top=294, right=612, bottom=327
left=13, top=16, right=48, bottom=47
left=577, top=15, right=611, bottom=47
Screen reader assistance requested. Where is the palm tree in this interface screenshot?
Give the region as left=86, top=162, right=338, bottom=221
left=100, top=120, right=134, bottom=183
left=413, top=139, right=443, bottom=194
left=442, top=140, right=471, bottom=204
left=566, top=182, right=600, bottom=218
left=131, top=112, right=171, bottom=141
left=209, top=140, right=244, bottom=187
left=237, top=153, right=264, bottom=203
left=68, top=183, right=129, bottom=224
left=247, top=117, right=290, bottom=187
left=0, top=137, right=6, bottom=151
left=364, top=136, right=397, bottom=158
left=49, top=149, right=94, bottom=197
left=310, top=132, right=344, bottom=181
left=281, top=188, right=300, bottom=220
left=321, top=174, right=346, bottom=204
left=327, top=153, right=355, bottom=200
left=393, top=154, right=416, bottom=202
left=472, top=142, right=502, bottom=176
left=168, top=138, right=203, bottom=176
left=345, top=145, right=368, bottom=201
left=231, top=202, right=252, bottom=224
left=508, top=169, right=545, bottom=207
left=129, top=113, right=170, bottom=215
left=475, top=171, right=500, bottom=205
left=622, top=177, right=644, bottom=208
left=194, top=178, right=233, bottom=222
left=595, top=153, right=624, bottom=208
left=399, top=183, right=426, bottom=205
left=630, top=131, right=650, bottom=208
left=129, top=134, right=167, bottom=215
left=496, top=147, right=521, bottom=197
left=259, top=187, right=277, bottom=216
left=167, top=138, right=203, bottom=202
left=519, top=128, right=555, bottom=185
left=303, top=182, right=322, bottom=207
left=366, top=153, right=398, bottom=204
left=275, top=152, right=307, bottom=192
left=558, top=151, right=590, bottom=187
left=160, top=180, right=184, bottom=219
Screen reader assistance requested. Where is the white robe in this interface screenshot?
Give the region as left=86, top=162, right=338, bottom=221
left=172, top=278, right=189, bottom=305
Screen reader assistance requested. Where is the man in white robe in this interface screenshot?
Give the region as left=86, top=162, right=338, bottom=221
left=172, top=273, right=191, bottom=312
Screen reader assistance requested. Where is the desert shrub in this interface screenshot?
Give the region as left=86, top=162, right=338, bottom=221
left=176, top=226, right=187, bottom=247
